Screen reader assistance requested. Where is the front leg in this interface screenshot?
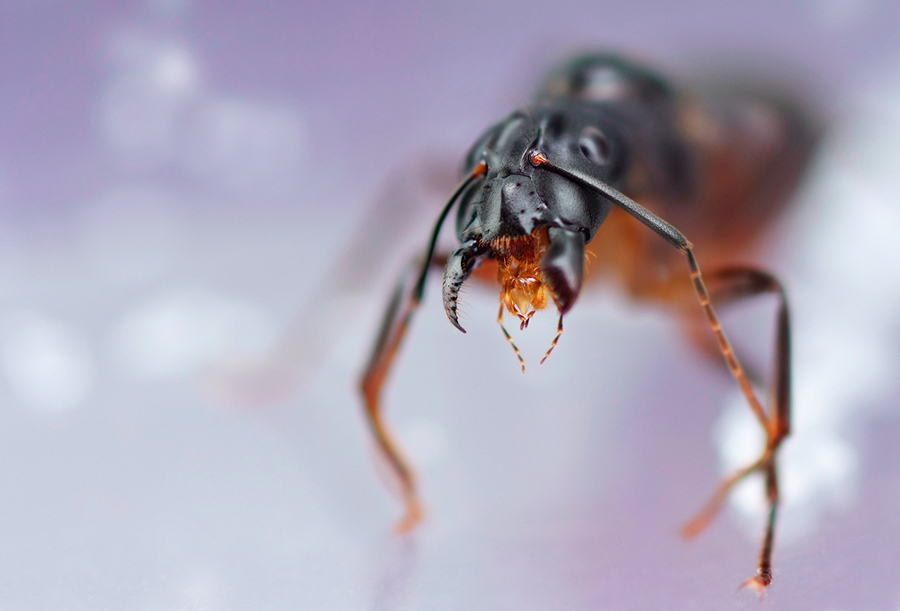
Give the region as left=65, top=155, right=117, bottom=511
left=531, top=149, right=792, bottom=590
left=360, top=162, right=487, bottom=533
left=679, top=264, right=791, bottom=592
left=359, top=254, right=449, bottom=533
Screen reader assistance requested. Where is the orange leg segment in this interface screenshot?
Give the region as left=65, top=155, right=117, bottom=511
left=680, top=260, right=791, bottom=591
left=359, top=256, right=450, bottom=533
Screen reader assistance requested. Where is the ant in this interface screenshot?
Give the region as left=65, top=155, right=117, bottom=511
left=359, top=53, right=818, bottom=592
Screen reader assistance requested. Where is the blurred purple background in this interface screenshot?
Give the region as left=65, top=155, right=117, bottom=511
left=1, top=1, right=899, bottom=609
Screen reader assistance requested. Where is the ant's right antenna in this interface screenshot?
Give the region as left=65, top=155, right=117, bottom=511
left=540, top=314, right=564, bottom=365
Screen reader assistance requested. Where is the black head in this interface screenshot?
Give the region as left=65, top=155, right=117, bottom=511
left=441, top=101, right=631, bottom=332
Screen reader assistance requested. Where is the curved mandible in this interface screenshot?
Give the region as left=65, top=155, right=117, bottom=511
left=413, top=161, right=487, bottom=302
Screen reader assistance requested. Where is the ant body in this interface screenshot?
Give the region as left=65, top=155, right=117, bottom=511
left=360, top=53, right=818, bottom=591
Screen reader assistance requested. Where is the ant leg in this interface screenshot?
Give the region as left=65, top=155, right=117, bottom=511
left=529, top=151, right=790, bottom=588
left=679, top=267, right=787, bottom=383
left=360, top=255, right=448, bottom=534
left=680, top=264, right=790, bottom=592
left=207, top=155, right=460, bottom=407
left=361, top=163, right=486, bottom=534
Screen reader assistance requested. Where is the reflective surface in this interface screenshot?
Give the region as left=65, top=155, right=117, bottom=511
left=1, top=1, right=899, bottom=608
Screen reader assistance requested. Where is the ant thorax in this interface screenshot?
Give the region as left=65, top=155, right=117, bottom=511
left=492, top=227, right=552, bottom=330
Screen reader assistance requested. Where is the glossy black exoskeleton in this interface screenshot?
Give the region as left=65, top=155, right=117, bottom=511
left=360, top=53, right=818, bottom=592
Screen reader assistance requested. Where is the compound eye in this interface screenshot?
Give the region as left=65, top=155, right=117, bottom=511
left=578, top=126, right=610, bottom=165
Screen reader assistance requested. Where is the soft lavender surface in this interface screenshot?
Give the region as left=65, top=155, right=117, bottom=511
left=1, top=1, right=899, bottom=609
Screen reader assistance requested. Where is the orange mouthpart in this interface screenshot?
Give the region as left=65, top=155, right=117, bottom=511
left=493, top=227, right=552, bottom=330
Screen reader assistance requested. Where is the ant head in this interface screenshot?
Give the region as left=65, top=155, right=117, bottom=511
left=457, top=104, right=629, bottom=243
left=441, top=103, right=630, bottom=333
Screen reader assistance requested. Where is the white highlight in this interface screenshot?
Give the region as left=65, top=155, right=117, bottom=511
left=78, top=186, right=184, bottom=287
left=180, top=97, right=305, bottom=191
left=99, top=31, right=305, bottom=190
left=110, top=289, right=278, bottom=380
left=714, top=78, right=900, bottom=543
left=815, top=0, right=870, bottom=30
left=145, top=0, right=192, bottom=17
left=101, top=34, right=201, bottom=170
left=402, top=420, right=448, bottom=469
left=0, top=311, right=96, bottom=412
